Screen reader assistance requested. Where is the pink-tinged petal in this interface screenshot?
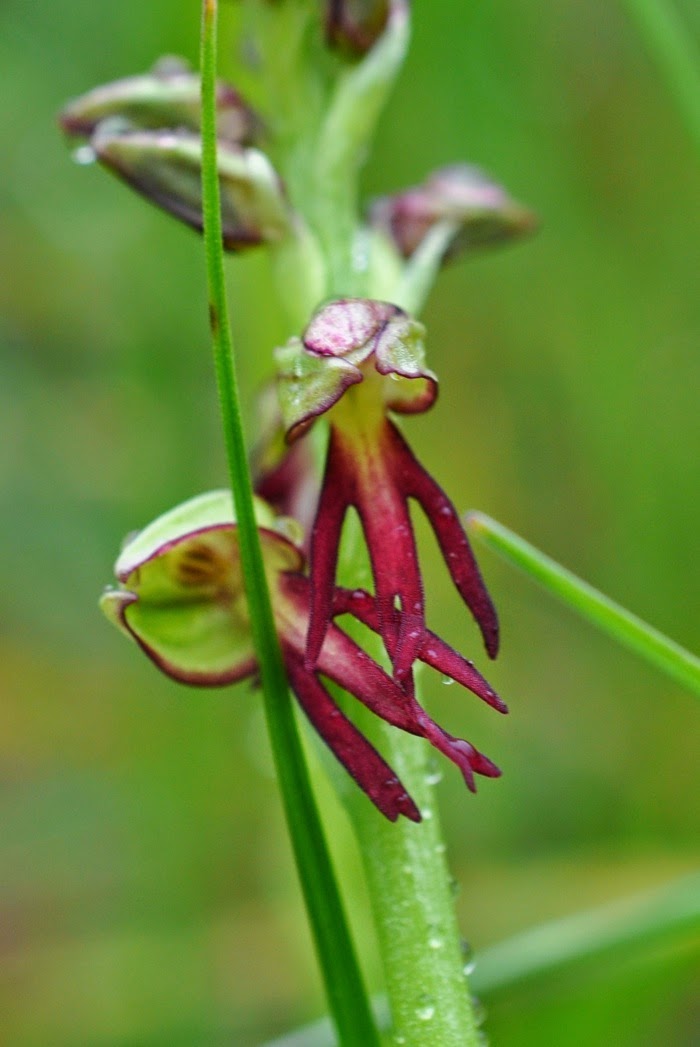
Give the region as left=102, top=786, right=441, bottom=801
left=372, top=313, right=438, bottom=415
left=275, top=338, right=363, bottom=443
left=284, top=650, right=420, bottom=822
left=306, top=430, right=352, bottom=669
left=302, top=298, right=399, bottom=359
left=59, top=58, right=259, bottom=145
left=369, top=164, right=536, bottom=263
left=384, top=420, right=499, bottom=658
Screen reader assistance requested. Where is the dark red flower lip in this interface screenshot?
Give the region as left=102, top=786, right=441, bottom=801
left=332, top=586, right=507, bottom=715
left=283, top=648, right=421, bottom=822
left=305, top=416, right=499, bottom=678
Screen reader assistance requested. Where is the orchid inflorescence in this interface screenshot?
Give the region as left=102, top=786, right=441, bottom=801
left=61, top=4, right=534, bottom=822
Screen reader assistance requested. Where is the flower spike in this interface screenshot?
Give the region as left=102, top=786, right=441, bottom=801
left=101, top=492, right=505, bottom=821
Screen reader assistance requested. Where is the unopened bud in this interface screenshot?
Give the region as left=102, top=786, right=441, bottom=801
left=59, top=56, right=258, bottom=145
left=325, top=0, right=393, bottom=57
left=92, top=124, right=289, bottom=250
left=371, top=164, right=536, bottom=263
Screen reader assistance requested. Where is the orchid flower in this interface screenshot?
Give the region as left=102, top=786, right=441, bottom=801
left=100, top=491, right=506, bottom=822
left=275, top=297, right=499, bottom=682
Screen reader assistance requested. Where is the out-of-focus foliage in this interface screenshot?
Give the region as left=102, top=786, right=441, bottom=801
left=1, top=1, right=698, bottom=1044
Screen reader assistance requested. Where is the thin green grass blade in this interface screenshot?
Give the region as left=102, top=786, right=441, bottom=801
left=199, top=5, right=379, bottom=1044
left=474, top=870, right=700, bottom=995
left=466, top=512, right=700, bottom=696
left=620, top=0, right=700, bottom=155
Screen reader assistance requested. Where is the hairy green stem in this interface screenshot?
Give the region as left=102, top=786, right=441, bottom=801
left=200, top=5, right=379, bottom=1044
left=333, top=517, right=483, bottom=1047
left=467, top=512, right=700, bottom=695
left=345, top=715, right=483, bottom=1047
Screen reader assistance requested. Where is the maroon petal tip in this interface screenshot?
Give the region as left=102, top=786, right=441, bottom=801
left=285, top=653, right=421, bottom=822
left=484, top=625, right=500, bottom=660
left=469, top=751, right=502, bottom=779
left=398, top=792, right=422, bottom=822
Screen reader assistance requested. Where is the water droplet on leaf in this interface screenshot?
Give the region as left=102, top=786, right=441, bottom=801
left=72, top=144, right=96, bottom=166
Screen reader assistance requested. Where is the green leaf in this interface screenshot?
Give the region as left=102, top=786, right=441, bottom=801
left=466, top=512, right=700, bottom=696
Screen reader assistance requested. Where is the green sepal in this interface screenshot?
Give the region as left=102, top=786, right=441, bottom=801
left=101, top=491, right=303, bottom=686
left=59, top=56, right=257, bottom=144
left=275, top=337, right=363, bottom=442
left=372, top=311, right=437, bottom=414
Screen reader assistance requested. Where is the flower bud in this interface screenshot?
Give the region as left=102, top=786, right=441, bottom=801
left=325, top=0, right=393, bottom=57
left=59, top=56, right=258, bottom=145
left=92, top=124, right=290, bottom=250
left=370, top=163, right=537, bottom=263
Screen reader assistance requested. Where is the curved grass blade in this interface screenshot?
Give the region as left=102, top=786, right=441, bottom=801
left=466, top=512, right=700, bottom=697
left=620, top=0, right=700, bottom=155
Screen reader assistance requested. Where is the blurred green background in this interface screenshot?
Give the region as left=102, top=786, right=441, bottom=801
left=1, top=1, right=698, bottom=1044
